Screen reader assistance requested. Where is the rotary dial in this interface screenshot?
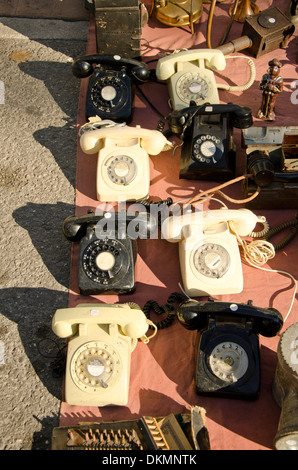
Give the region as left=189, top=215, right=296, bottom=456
left=105, top=155, right=137, bottom=185
left=71, top=341, right=122, bottom=392
left=176, top=73, right=209, bottom=104
left=193, top=243, right=230, bottom=278
left=209, top=341, right=249, bottom=383
left=91, top=76, right=125, bottom=109
left=193, top=135, right=222, bottom=163
left=82, top=238, right=126, bottom=286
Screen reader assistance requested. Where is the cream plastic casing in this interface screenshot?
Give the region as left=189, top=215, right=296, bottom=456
left=52, top=303, right=149, bottom=407
left=161, top=208, right=259, bottom=296
left=80, top=126, right=170, bottom=202
left=156, top=49, right=226, bottom=109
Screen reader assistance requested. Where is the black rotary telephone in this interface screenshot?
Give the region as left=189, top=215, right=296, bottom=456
left=167, top=102, right=252, bottom=181
left=177, top=297, right=283, bottom=399
left=62, top=210, right=156, bottom=295
left=72, top=54, right=150, bottom=121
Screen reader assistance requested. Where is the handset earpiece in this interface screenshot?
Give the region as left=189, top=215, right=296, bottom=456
left=131, top=63, right=150, bottom=82
left=72, top=57, right=94, bottom=78
left=177, top=299, right=207, bottom=331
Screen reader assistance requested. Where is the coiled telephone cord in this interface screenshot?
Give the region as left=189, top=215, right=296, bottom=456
left=229, top=220, right=297, bottom=323
left=143, top=292, right=186, bottom=330
left=263, top=214, right=298, bottom=251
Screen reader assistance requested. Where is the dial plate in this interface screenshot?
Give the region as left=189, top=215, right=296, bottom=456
left=71, top=341, right=122, bottom=393
left=105, top=155, right=137, bottom=185
left=193, top=243, right=230, bottom=278
left=176, top=73, right=209, bottom=104
left=82, top=238, right=127, bottom=286
left=209, top=341, right=249, bottom=383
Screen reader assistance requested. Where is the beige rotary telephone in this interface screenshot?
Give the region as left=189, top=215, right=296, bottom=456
left=80, top=124, right=171, bottom=202
left=52, top=303, right=155, bottom=406
left=161, top=208, right=260, bottom=296
left=156, top=49, right=255, bottom=110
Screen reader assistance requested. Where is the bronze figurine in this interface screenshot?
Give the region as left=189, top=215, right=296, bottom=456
left=257, top=59, right=283, bottom=121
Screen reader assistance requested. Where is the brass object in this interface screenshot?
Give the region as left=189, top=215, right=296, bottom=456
left=286, top=0, right=298, bottom=25
left=217, top=7, right=295, bottom=58
left=229, top=0, right=259, bottom=23
left=152, top=0, right=203, bottom=34
left=257, top=59, right=283, bottom=121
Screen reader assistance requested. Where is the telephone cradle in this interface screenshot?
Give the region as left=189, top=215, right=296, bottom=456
left=177, top=297, right=283, bottom=399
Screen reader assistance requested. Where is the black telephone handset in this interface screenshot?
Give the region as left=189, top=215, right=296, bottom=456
left=63, top=210, right=156, bottom=296
left=177, top=297, right=283, bottom=399
left=167, top=102, right=252, bottom=181
left=72, top=54, right=150, bottom=121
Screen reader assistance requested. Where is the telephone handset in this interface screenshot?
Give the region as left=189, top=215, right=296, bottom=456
left=167, top=102, right=253, bottom=181
left=72, top=54, right=150, bottom=121
left=63, top=210, right=156, bottom=295
left=52, top=303, right=154, bottom=406
left=156, top=49, right=256, bottom=111
left=80, top=124, right=171, bottom=202
left=161, top=208, right=259, bottom=296
left=176, top=297, right=283, bottom=398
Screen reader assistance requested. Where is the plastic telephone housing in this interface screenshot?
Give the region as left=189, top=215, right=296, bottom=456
left=80, top=126, right=170, bottom=202
left=156, top=49, right=226, bottom=109
left=161, top=208, right=259, bottom=296
left=52, top=303, right=149, bottom=406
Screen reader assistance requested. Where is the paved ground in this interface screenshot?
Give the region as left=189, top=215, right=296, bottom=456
left=0, top=16, right=88, bottom=450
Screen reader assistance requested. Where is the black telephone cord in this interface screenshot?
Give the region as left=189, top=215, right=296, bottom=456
left=143, top=292, right=186, bottom=330
left=264, top=213, right=298, bottom=250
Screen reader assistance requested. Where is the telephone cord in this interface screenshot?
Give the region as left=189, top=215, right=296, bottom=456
left=125, top=302, right=158, bottom=349
left=186, top=174, right=261, bottom=205
left=143, top=292, right=186, bottom=330
left=229, top=220, right=297, bottom=323
left=217, top=56, right=256, bottom=92
left=206, top=0, right=238, bottom=49
left=263, top=214, right=298, bottom=250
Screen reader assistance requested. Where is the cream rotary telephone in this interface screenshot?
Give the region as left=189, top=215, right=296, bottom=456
left=161, top=208, right=260, bottom=296
left=52, top=303, right=156, bottom=406
left=80, top=123, right=171, bottom=202
left=156, top=49, right=255, bottom=110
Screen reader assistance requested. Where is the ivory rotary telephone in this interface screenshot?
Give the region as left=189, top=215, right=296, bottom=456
left=156, top=49, right=255, bottom=110
left=161, top=208, right=260, bottom=297
left=79, top=124, right=171, bottom=202
left=177, top=297, right=283, bottom=399
left=72, top=54, right=150, bottom=121
left=52, top=303, right=154, bottom=406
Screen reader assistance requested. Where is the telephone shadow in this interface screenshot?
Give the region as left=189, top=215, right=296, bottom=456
left=18, top=60, right=85, bottom=189
left=12, top=201, right=75, bottom=289
left=0, top=286, right=68, bottom=401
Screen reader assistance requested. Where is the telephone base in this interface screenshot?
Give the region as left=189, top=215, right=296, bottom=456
left=196, top=324, right=260, bottom=400
left=179, top=112, right=237, bottom=182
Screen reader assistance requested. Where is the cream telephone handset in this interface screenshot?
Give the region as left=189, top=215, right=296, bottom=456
left=52, top=303, right=155, bottom=406
left=156, top=49, right=255, bottom=110
left=161, top=208, right=260, bottom=296
left=80, top=124, right=171, bottom=202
